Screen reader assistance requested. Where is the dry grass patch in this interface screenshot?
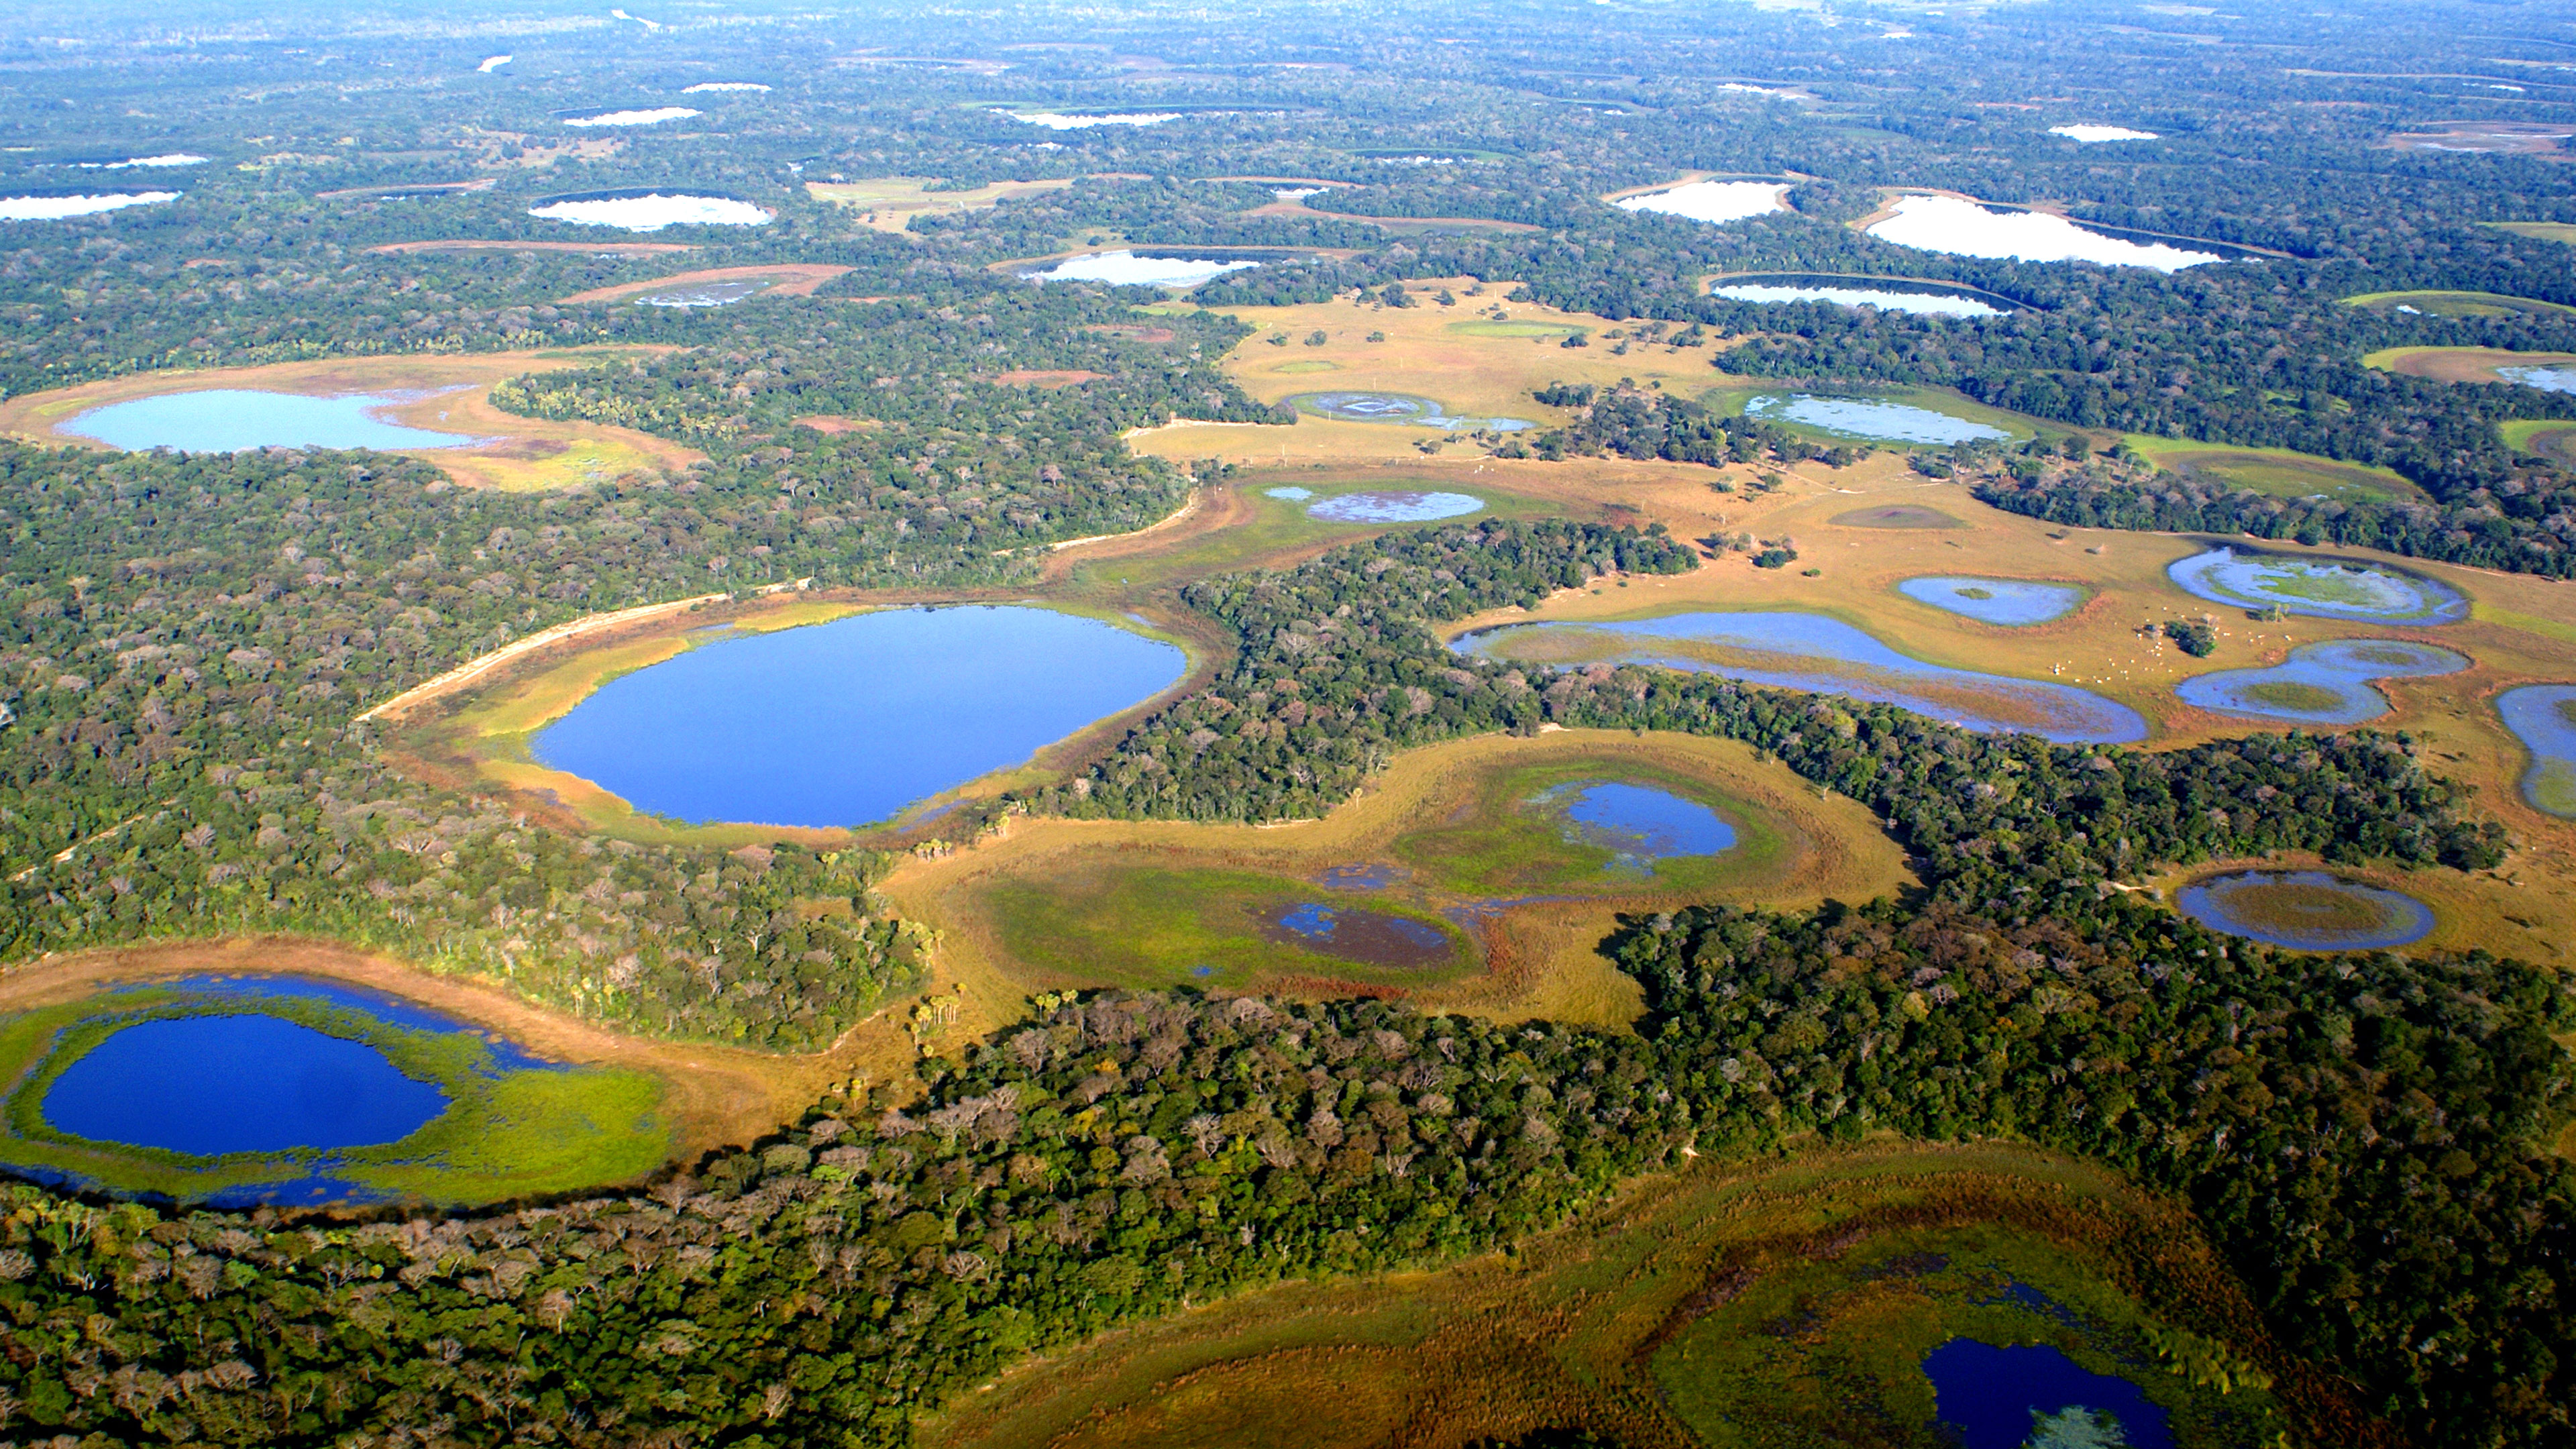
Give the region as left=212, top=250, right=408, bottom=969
left=555, top=263, right=852, bottom=305
left=2363, top=345, right=2576, bottom=385
left=806, top=176, right=1075, bottom=233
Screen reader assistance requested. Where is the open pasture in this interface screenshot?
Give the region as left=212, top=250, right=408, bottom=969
left=878, top=730, right=1909, bottom=1034
left=2342, top=288, right=2576, bottom=320
left=2500, top=418, right=2576, bottom=468
left=2486, top=221, right=2576, bottom=246
left=0, top=349, right=700, bottom=491
left=2125, top=435, right=2430, bottom=504
left=555, top=262, right=852, bottom=305
left=914, top=1142, right=2325, bottom=1449
left=804, top=175, right=1074, bottom=231
left=2363, top=345, right=2576, bottom=386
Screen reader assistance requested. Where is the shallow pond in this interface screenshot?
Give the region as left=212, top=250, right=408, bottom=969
left=1898, top=576, right=2085, bottom=625
left=1921, top=1340, right=2174, bottom=1449
left=2175, top=639, right=2468, bottom=725
left=1454, top=612, right=2147, bottom=744
left=46, top=1014, right=447, bottom=1157
left=1867, top=194, right=2220, bottom=271
left=2498, top=684, right=2576, bottom=818
left=1289, top=390, right=1534, bottom=431
left=2049, top=124, right=2160, bottom=143
left=563, top=107, right=699, bottom=127
left=1709, top=276, right=2003, bottom=318
left=1263, top=486, right=1315, bottom=500
left=1744, top=393, right=2009, bottom=445
left=1307, top=490, right=1486, bottom=523
left=2167, top=547, right=2467, bottom=625
left=1258, top=903, right=1452, bottom=967
left=0, top=191, right=178, bottom=221
left=73, top=154, right=208, bottom=170
left=1615, top=180, right=1786, bottom=224
left=635, top=278, right=771, bottom=307
left=533, top=606, right=1186, bottom=827
left=529, top=192, right=771, bottom=231
left=64, top=388, right=481, bottom=452
left=2502, top=364, right=2576, bottom=394
left=1028, top=250, right=1259, bottom=287
left=2177, top=870, right=2435, bottom=950
left=1533, top=781, right=1737, bottom=871
left=682, top=81, right=771, bottom=93
left=1003, top=110, right=1179, bottom=129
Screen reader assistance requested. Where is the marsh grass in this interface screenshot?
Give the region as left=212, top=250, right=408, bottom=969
left=1392, top=757, right=1788, bottom=896
left=982, top=867, right=1476, bottom=990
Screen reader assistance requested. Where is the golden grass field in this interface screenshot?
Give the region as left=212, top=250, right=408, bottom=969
left=0, top=349, right=701, bottom=491
left=806, top=175, right=1076, bottom=233
left=915, top=1140, right=2344, bottom=1449
left=2341, top=288, right=2576, bottom=320
left=2487, top=221, right=2576, bottom=246
left=555, top=262, right=853, bottom=305
left=2362, top=344, right=2576, bottom=385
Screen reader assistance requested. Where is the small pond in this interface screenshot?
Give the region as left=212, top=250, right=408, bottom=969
left=1002, top=110, right=1180, bottom=129
left=2497, top=684, right=2576, bottom=818
left=1744, top=393, right=2009, bottom=445
left=0, top=191, right=178, bottom=221
left=1027, top=250, right=1260, bottom=287
left=1307, top=490, right=1486, bottom=523
left=1533, top=781, right=1737, bottom=871
left=46, top=1014, right=448, bottom=1157
left=1454, top=612, right=2147, bottom=744
left=635, top=278, right=771, bottom=307
left=1899, top=576, right=2086, bottom=625
left=2176, top=869, right=2435, bottom=951
left=533, top=606, right=1187, bottom=827
left=1867, top=194, right=2220, bottom=272
left=1922, top=1340, right=2174, bottom=1449
left=2175, top=638, right=2468, bottom=725
left=1263, top=486, right=1315, bottom=500
left=2501, top=364, right=2576, bottom=394
left=1258, top=902, right=1452, bottom=967
left=562, top=107, right=700, bottom=128
left=683, top=82, right=771, bottom=93
left=528, top=191, right=771, bottom=231
left=1615, top=180, right=1786, bottom=224
left=72, top=154, right=208, bottom=170
left=64, top=389, right=482, bottom=452
left=1710, top=276, right=2004, bottom=318
left=2166, top=546, right=2467, bottom=625
left=2049, top=124, right=2160, bottom=143
left=1289, top=390, right=1535, bottom=431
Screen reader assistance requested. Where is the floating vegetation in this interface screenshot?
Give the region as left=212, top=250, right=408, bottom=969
left=2166, top=546, right=2467, bottom=625
left=1898, top=576, right=2087, bottom=625
left=1258, top=902, right=1454, bottom=967
left=2175, top=639, right=2468, bottom=725
left=2496, top=684, right=2576, bottom=818
left=2175, top=870, right=2434, bottom=951
left=1745, top=392, right=2010, bottom=445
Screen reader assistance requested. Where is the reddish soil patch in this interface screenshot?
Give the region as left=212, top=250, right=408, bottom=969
left=1085, top=323, right=1177, bottom=343
left=990, top=369, right=1106, bottom=387
left=795, top=414, right=883, bottom=435
left=368, top=239, right=697, bottom=256
left=1256, top=902, right=1456, bottom=969
left=556, top=263, right=853, bottom=306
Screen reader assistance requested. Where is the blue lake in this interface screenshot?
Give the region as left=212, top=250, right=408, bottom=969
left=2501, top=364, right=2576, bottom=395
left=1454, top=612, right=2147, bottom=744
left=1309, top=490, right=1487, bottom=523
left=63, top=388, right=482, bottom=452
left=1264, top=486, right=1316, bottom=500
left=533, top=606, right=1187, bottom=827
left=1743, top=393, right=2008, bottom=445
left=44, top=1014, right=447, bottom=1157
left=1290, top=391, right=1534, bottom=432
left=2175, top=639, right=2469, bottom=725
left=2167, top=547, right=2467, bottom=625
left=2498, top=685, right=2576, bottom=818
left=2178, top=869, right=2434, bottom=951
left=1536, top=782, right=1736, bottom=869
left=1922, top=1340, right=2173, bottom=1449
left=1899, top=576, right=2086, bottom=625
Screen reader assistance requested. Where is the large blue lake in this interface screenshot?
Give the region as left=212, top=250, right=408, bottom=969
left=46, top=1014, right=447, bottom=1156
left=1922, top=1340, right=2174, bottom=1449
left=1454, top=612, right=2147, bottom=743
left=2498, top=684, right=2576, bottom=818
left=63, top=388, right=482, bottom=452
left=534, top=606, right=1187, bottom=826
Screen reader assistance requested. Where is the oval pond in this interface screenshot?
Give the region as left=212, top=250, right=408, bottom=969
left=533, top=606, right=1187, bottom=827
left=1454, top=612, right=2147, bottom=744
left=1899, top=576, right=2086, bottom=625
left=64, top=389, right=481, bottom=453
left=2498, top=684, right=2576, bottom=818
left=2176, top=639, right=2468, bottom=725
left=1308, top=490, right=1486, bottom=523
left=1258, top=903, right=1453, bottom=968
left=529, top=192, right=771, bottom=231
left=1028, top=250, right=1259, bottom=287
left=1743, top=393, right=2008, bottom=445
left=2177, top=869, right=2434, bottom=951
left=1534, top=781, right=1737, bottom=870
left=2167, top=546, right=2467, bottom=625
left=1922, top=1340, right=2174, bottom=1449
left=1289, top=390, right=1534, bottom=431
left=44, top=1014, right=447, bottom=1156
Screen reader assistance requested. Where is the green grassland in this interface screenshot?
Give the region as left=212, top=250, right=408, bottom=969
left=981, top=866, right=1477, bottom=991
left=1061, top=476, right=1560, bottom=594
left=2340, top=288, right=2576, bottom=319
left=2482, top=221, right=2576, bottom=246
left=2123, top=434, right=2430, bottom=504
left=1391, top=755, right=1791, bottom=897
left=2501, top=417, right=2576, bottom=468
left=1444, top=317, right=1589, bottom=341
left=0, top=987, right=669, bottom=1203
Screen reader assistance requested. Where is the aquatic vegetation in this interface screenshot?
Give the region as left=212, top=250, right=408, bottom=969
left=2175, top=870, right=2434, bottom=950
left=1924, top=1340, right=2174, bottom=1448
left=533, top=606, right=1185, bottom=827
left=1898, top=576, right=2087, bottom=625
left=2496, top=684, right=2576, bottom=818
left=1867, top=194, right=2220, bottom=270
left=1289, top=390, right=1534, bottom=430
left=63, top=388, right=483, bottom=452
left=1259, top=901, right=1453, bottom=967
left=1456, top=610, right=2147, bottom=743
left=2167, top=547, right=2468, bottom=624
left=1745, top=392, right=2010, bottom=444
left=2175, top=638, right=2468, bottom=724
